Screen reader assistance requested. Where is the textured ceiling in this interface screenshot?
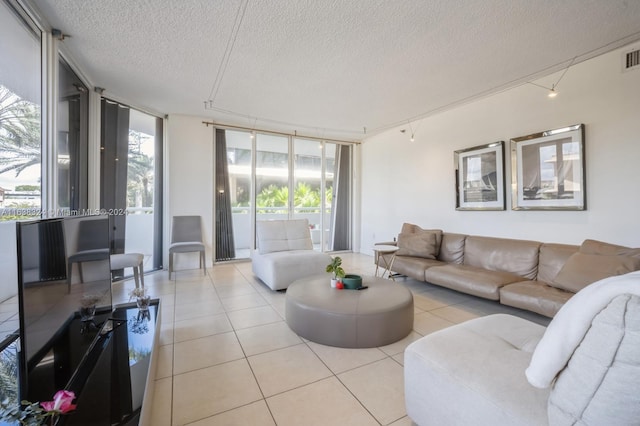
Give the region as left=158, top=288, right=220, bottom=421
left=32, top=0, right=640, bottom=140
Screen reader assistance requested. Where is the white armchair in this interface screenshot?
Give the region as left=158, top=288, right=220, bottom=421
left=252, top=219, right=332, bottom=290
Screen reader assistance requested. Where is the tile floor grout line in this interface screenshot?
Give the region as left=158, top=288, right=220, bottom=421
left=148, top=259, right=550, bottom=425
left=333, top=370, right=385, bottom=426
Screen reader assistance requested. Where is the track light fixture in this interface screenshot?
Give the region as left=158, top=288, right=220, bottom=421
left=529, top=56, right=576, bottom=98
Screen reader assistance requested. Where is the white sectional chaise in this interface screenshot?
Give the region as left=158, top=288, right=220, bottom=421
left=404, top=271, right=640, bottom=426
left=252, top=219, right=332, bottom=290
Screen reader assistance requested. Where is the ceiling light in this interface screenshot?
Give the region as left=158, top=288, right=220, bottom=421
left=529, top=56, right=575, bottom=99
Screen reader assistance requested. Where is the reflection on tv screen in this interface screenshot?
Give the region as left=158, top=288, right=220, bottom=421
left=0, top=336, right=19, bottom=409
left=17, top=215, right=113, bottom=367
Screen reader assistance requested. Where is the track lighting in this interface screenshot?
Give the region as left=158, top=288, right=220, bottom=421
left=529, top=57, right=576, bottom=99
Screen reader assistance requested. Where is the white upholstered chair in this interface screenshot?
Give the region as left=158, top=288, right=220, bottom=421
left=252, top=219, right=332, bottom=290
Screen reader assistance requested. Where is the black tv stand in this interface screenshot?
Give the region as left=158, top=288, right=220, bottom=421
left=26, top=301, right=160, bottom=426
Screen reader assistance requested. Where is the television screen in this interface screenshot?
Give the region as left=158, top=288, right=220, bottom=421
left=16, top=215, right=112, bottom=401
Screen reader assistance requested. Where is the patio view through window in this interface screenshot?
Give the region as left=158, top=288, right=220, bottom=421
left=0, top=2, right=41, bottom=221
left=219, top=130, right=352, bottom=260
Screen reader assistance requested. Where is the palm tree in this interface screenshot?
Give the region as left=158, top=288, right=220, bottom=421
left=257, top=184, right=288, bottom=213
left=0, top=85, right=41, bottom=177
left=294, top=182, right=320, bottom=209
left=257, top=182, right=326, bottom=214
left=127, top=129, right=154, bottom=209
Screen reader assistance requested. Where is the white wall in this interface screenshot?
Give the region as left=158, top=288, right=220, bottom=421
left=166, top=115, right=214, bottom=269
left=360, top=44, right=640, bottom=253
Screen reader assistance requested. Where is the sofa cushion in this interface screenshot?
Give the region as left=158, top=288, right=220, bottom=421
left=400, top=223, right=443, bottom=256
left=256, top=219, right=313, bottom=254
left=536, top=243, right=579, bottom=284
left=464, top=236, right=541, bottom=280
left=396, top=232, right=438, bottom=259
left=548, top=294, right=640, bottom=425
left=384, top=254, right=444, bottom=281
left=425, top=264, right=524, bottom=300
left=500, top=281, right=574, bottom=318
left=438, top=233, right=466, bottom=264
left=552, top=252, right=640, bottom=293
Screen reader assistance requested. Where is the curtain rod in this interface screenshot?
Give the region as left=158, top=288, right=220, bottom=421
left=201, top=120, right=361, bottom=144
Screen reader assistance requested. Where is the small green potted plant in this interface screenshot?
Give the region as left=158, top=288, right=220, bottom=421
left=326, top=256, right=346, bottom=288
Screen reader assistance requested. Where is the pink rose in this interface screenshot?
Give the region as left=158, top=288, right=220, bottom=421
left=41, top=390, right=77, bottom=414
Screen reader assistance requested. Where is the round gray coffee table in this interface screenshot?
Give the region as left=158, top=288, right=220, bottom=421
left=285, top=275, right=414, bottom=348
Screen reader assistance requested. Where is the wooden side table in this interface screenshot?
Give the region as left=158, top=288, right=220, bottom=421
left=373, top=245, right=400, bottom=280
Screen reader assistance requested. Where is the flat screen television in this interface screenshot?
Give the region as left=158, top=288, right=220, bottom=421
left=16, top=214, right=112, bottom=403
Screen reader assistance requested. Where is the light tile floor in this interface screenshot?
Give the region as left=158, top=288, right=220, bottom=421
left=0, top=295, right=19, bottom=343
left=111, top=253, right=550, bottom=426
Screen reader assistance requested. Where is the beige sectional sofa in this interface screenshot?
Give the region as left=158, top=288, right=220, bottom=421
left=380, top=223, right=640, bottom=317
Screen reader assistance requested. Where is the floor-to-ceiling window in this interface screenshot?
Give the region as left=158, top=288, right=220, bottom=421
left=215, top=127, right=353, bottom=261
left=256, top=133, right=290, bottom=220
left=0, top=0, right=42, bottom=407
left=57, top=58, right=88, bottom=212
left=0, top=1, right=42, bottom=220
left=101, top=101, right=163, bottom=274
left=293, top=138, right=325, bottom=250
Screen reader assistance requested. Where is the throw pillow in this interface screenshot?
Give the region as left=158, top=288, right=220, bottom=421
left=396, top=231, right=438, bottom=259
left=579, top=239, right=640, bottom=257
left=399, top=223, right=443, bottom=256
left=552, top=252, right=640, bottom=293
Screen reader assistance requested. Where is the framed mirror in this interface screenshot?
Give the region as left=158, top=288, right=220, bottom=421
left=454, top=141, right=505, bottom=211
left=511, top=124, right=585, bottom=210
